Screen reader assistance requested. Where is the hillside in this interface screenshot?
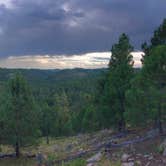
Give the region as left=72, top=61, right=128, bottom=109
left=0, top=68, right=107, bottom=85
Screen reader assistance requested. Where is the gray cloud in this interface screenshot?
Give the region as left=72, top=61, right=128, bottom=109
left=0, top=0, right=165, bottom=57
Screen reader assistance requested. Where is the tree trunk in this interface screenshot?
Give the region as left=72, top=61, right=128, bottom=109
left=118, top=117, right=126, bottom=132
left=46, top=126, right=49, bottom=144
left=158, top=102, right=163, bottom=134
left=118, top=96, right=126, bottom=132
left=15, top=141, right=20, bottom=158
left=46, top=135, right=49, bottom=144
left=158, top=120, right=163, bottom=134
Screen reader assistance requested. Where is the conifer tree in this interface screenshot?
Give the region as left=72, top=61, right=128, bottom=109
left=105, top=33, right=134, bottom=131
left=0, top=73, right=40, bottom=157
left=142, top=45, right=166, bottom=133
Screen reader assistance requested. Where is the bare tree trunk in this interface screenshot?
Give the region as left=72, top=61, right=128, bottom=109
left=15, top=141, right=20, bottom=158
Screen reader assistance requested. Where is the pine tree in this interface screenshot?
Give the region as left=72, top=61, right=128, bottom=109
left=125, top=74, right=156, bottom=127
left=151, top=19, right=166, bottom=46
left=54, top=91, right=72, bottom=136
left=0, top=73, right=40, bottom=157
left=40, top=102, right=56, bottom=144
left=142, top=45, right=166, bottom=134
left=106, top=33, right=134, bottom=132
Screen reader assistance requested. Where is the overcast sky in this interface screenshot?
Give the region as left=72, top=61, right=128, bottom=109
left=0, top=0, right=165, bottom=68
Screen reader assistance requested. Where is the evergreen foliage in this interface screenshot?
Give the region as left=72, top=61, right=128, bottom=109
left=100, top=33, right=134, bottom=131
left=0, top=73, right=40, bottom=157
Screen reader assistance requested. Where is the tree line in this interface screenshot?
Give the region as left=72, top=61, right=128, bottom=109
left=0, top=19, right=165, bottom=157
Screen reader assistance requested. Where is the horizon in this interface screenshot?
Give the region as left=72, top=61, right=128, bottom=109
left=0, top=51, right=143, bottom=69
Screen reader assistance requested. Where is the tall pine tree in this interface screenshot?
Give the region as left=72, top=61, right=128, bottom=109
left=0, top=73, right=40, bottom=157
left=142, top=45, right=166, bottom=133
left=106, top=33, right=134, bottom=131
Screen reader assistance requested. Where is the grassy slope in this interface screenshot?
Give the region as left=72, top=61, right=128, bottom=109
left=0, top=128, right=165, bottom=166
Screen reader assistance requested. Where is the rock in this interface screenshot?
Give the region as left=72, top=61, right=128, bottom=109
left=87, top=163, right=95, bottom=166
left=87, top=152, right=102, bottom=163
left=128, top=158, right=134, bottom=162
left=122, top=162, right=134, bottom=166
left=66, top=144, right=73, bottom=152
left=144, top=154, right=150, bottom=158
left=159, top=139, right=166, bottom=155
left=160, top=139, right=166, bottom=147
left=121, top=153, right=130, bottom=162
left=145, top=161, right=150, bottom=166
left=36, top=152, right=44, bottom=165
left=112, top=153, right=116, bottom=157
left=26, top=152, right=36, bottom=158
left=162, top=158, right=166, bottom=164
left=146, top=129, right=158, bottom=138
left=163, top=148, right=166, bottom=156
left=148, top=155, right=153, bottom=160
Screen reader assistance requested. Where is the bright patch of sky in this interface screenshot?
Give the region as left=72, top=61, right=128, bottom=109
left=0, top=52, right=143, bottom=69
left=0, top=0, right=14, bottom=8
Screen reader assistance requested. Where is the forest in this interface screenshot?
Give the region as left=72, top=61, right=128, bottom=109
left=0, top=19, right=165, bottom=166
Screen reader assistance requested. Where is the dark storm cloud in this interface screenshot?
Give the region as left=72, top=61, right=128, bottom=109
left=0, top=0, right=166, bottom=57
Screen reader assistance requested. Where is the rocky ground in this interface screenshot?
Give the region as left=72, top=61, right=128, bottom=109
left=0, top=127, right=166, bottom=166
left=86, top=130, right=166, bottom=166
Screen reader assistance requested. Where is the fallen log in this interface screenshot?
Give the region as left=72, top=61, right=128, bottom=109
left=0, top=153, right=16, bottom=159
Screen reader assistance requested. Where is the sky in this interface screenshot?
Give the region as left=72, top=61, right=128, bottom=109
left=0, top=0, right=165, bottom=69
left=0, top=52, right=143, bottom=69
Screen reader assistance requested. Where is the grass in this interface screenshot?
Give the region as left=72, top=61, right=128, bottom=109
left=0, top=158, right=35, bottom=166
left=62, top=159, right=86, bottom=166
left=0, top=134, right=96, bottom=166
left=0, top=145, right=14, bottom=154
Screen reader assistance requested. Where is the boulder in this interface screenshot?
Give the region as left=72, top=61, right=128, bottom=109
left=87, top=163, right=95, bottom=166
left=146, top=129, right=158, bottom=138
left=161, top=139, right=166, bottom=148
left=122, top=162, right=134, bottom=166
left=148, top=155, right=153, bottom=160
left=145, top=161, right=150, bottom=166
left=121, top=153, right=130, bottom=162
left=87, top=152, right=102, bottom=163
left=159, top=139, right=166, bottom=156
left=163, top=148, right=166, bottom=156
